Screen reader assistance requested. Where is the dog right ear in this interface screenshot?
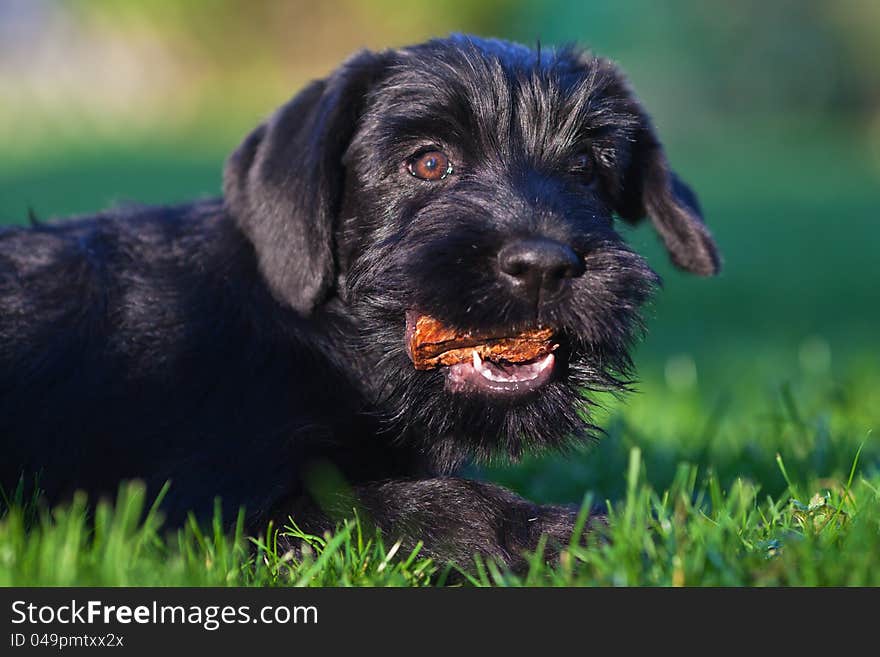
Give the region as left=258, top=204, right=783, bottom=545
left=223, top=50, right=388, bottom=315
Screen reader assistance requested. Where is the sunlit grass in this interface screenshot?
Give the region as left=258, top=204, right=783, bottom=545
left=2, top=364, right=877, bottom=587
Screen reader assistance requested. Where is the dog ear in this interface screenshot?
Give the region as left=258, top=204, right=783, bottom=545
left=223, top=50, right=388, bottom=314
left=605, top=71, right=721, bottom=276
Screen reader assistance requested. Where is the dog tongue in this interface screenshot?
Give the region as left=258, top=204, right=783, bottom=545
left=405, top=312, right=556, bottom=370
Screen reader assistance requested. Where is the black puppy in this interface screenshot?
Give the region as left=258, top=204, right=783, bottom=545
left=0, top=35, right=719, bottom=569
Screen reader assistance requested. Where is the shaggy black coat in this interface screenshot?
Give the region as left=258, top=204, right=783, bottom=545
left=0, top=35, right=719, bottom=569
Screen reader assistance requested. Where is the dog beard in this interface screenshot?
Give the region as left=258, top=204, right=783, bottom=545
left=342, top=220, right=659, bottom=472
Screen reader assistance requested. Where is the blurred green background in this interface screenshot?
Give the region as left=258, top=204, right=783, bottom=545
left=1, top=0, right=878, bottom=503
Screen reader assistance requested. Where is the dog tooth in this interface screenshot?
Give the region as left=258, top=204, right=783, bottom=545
left=469, top=349, right=555, bottom=384
left=473, top=351, right=497, bottom=382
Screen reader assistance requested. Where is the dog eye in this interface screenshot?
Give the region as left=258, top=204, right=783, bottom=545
left=408, top=150, right=452, bottom=181
left=568, top=154, right=594, bottom=181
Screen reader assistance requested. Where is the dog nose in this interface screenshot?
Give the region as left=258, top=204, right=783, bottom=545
left=498, top=238, right=584, bottom=299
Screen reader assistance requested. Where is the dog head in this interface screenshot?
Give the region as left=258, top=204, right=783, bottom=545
left=224, top=35, right=721, bottom=469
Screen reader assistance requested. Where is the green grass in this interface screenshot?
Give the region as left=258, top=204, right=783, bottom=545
left=2, top=360, right=877, bottom=587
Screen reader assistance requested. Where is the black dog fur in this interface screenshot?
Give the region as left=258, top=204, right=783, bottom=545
left=0, top=35, right=719, bottom=569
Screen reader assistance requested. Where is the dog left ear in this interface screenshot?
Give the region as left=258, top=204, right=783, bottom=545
left=604, top=68, right=721, bottom=276
left=615, top=126, right=721, bottom=276
left=224, top=50, right=388, bottom=314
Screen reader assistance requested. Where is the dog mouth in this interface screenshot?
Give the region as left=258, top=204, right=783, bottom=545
left=405, top=311, right=559, bottom=396
left=445, top=350, right=556, bottom=395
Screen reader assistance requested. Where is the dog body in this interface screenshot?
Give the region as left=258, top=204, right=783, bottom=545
left=0, top=36, right=719, bottom=568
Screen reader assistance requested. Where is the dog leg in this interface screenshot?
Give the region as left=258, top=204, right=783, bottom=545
left=281, top=477, right=602, bottom=572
